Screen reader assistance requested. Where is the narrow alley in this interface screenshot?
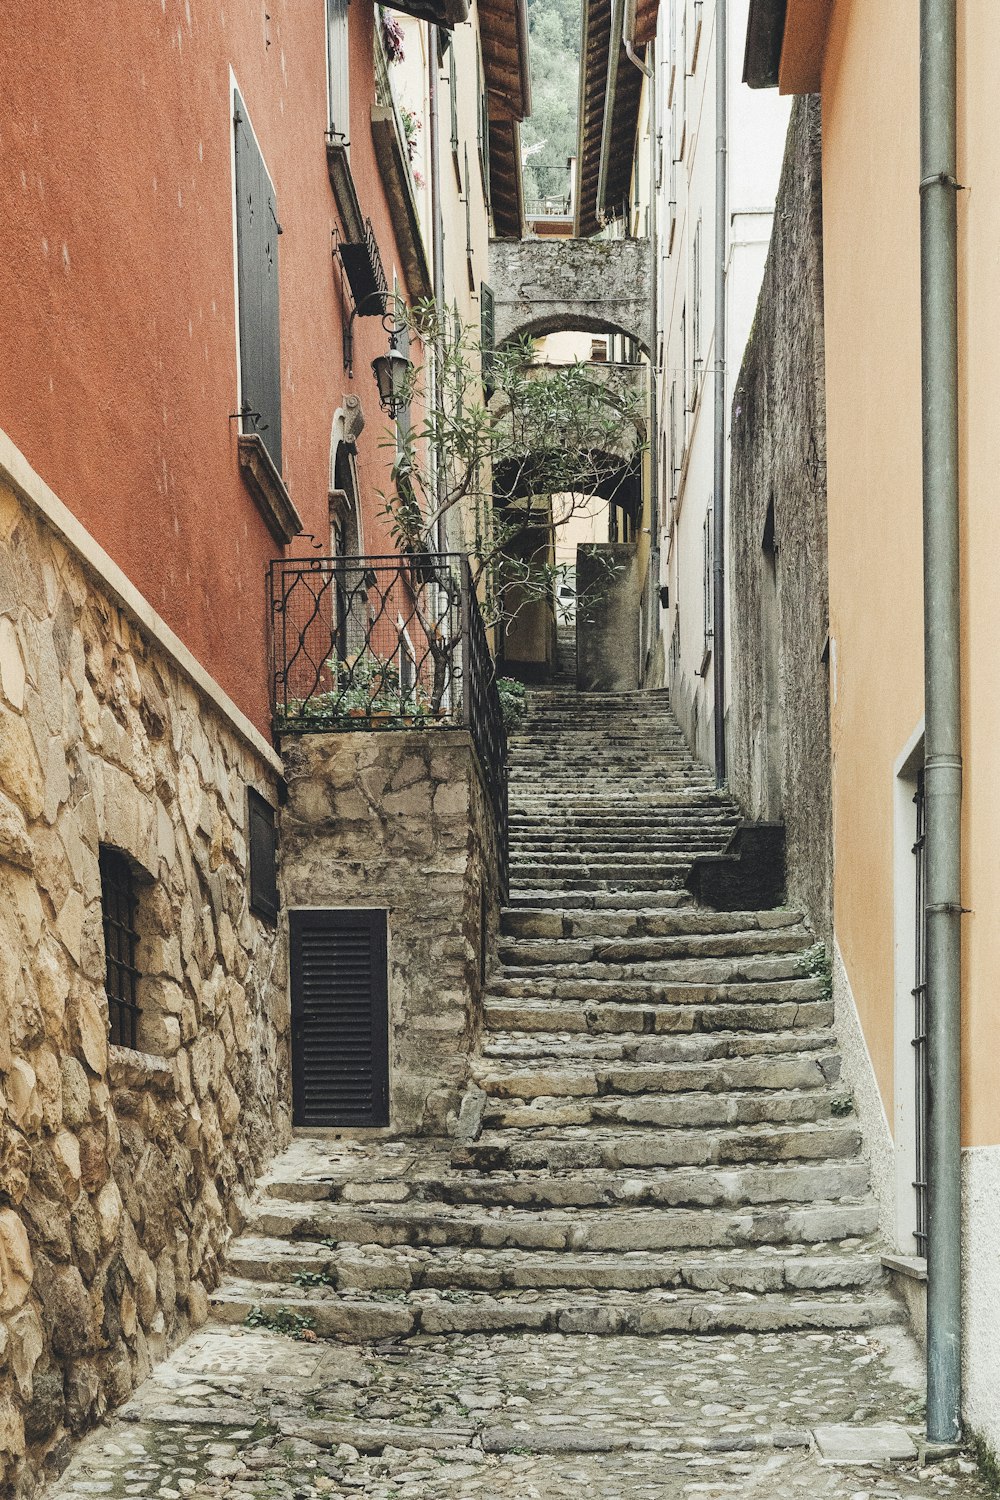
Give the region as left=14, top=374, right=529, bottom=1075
left=47, top=657, right=989, bottom=1499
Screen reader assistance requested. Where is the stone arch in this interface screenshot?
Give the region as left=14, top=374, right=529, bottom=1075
left=488, top=237, right=652, bottom=356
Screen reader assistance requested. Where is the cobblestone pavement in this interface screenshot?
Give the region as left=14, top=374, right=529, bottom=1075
left=48, top=1321, right=993, bottom=1500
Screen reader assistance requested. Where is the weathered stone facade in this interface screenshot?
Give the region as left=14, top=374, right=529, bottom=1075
left=488, top=237, right=652, bottom=351
left=280, top=729, right=502, bottom=1134
left=576, top=543, right=640, bottom=692
left=0, top=476, right=288, bottom=1497
left=729, top=96, right=832, bottom=940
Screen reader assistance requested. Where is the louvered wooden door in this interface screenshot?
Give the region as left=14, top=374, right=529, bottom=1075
left=289, top=910, right=389, bottom=1127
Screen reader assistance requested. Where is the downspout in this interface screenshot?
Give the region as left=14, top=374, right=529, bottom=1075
left=920, top=0, right=962, bottom=1446
left=428, top=24, right=447, bottom=551
left=711, top=0, right=728, bottom=786
left=622, top=5, right=659, bottom=679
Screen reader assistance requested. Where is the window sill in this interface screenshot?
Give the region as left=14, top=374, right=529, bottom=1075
left=238, top=434, right=303, bottom=545
left=108, top=1044, right=175, bottom=1095
left=370, top=105, right=433, bottom=300
left=326, top=137, right=365, bottom=244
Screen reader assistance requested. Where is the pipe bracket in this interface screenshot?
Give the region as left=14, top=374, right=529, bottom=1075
left=919, top=172, right=965, bottom=193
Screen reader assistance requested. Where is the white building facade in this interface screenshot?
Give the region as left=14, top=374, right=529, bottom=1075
left=653, top=0, right=789, bottom=770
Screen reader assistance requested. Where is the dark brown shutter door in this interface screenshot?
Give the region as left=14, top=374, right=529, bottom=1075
left=289, top=910, right=389, bottom=1128
left=234, top=90, right=282, bottom=470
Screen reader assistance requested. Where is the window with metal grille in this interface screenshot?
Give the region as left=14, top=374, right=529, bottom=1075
left=912, top=767, right=929, bottom=1254
left=248, top=789, right=279, bottom=924
left=234, top=90, right=282, bottom=470
left=100, top=847, right=141, bottom=1050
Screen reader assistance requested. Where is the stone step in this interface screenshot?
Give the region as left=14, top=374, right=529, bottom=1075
left=209, top=1279, right=903, bottom=1340
left=486, top=974, right=828, bottom=1003
left=494, top=954, right=815, bottom=985
left=483, top=998, right=835, bottom=1037
left=222, top=1235, right=886, bottom=1297
left=243, top=1196, right=881, bottom=1254
left=482, top=1085, right=854, bottom=1132
left=498, top=931, right=812, bottom=967
left=454, top=1121, right=863, bottom=1171
left=473, top=1050, right=839, bottom=1101
left=261, top=1160, right=869, bottom=1213
left=501, top=908, right=801, bottom=939
left=483, top=1024, right=836, bottom=1062
left=504, top=889, right=694, bottom=911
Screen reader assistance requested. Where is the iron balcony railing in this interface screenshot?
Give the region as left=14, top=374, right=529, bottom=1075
left=269, top=552, right=508, bottom=891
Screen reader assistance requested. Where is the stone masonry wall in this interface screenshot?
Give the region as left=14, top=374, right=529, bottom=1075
left=0, top=477, right=288, bottom=1497
left=729, top=96, right=833, bottom=941
left=280, top=729, right=501, bottom=1134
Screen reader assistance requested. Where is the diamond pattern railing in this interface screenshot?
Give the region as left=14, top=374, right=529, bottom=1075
left=269, top=553, right=508, bottom=889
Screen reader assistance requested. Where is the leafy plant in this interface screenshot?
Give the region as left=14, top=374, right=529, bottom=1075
left=381, top=304, right=646, bottom=631
left=496, top=676, right=528, bottom=730
left=245, top=1305, right=318, bottom=1341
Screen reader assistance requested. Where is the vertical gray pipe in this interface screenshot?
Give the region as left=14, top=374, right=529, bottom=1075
left=428, top=24, right=447, bottom=550
left=919, top=0, right=962, bottom=1446
left=712, top=0, right=728, bottom=785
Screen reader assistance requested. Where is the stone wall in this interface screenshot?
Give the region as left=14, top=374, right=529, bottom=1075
left=280, top=729, right=502, bottom=1134
left=0, top=476, right=288, bottom=1497
left=577, top=543, right=639, bottom=692
left=489, top=236, right=652, bottom=351
left=728, top=96, right=833, bottom=941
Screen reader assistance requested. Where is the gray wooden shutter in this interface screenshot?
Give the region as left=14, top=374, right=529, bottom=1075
left=480, top=283, right=495, bottom=398
left=234, top=91, right=282, bottom=470
left=326, top=0, right=350, bottom=143
left=290, top=909, right=389, bottom=1128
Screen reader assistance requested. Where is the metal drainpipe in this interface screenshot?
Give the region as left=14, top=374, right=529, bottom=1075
left=428, top=24, right=446, bottom=552
left=920, top=0, right=962, bottom=1446
left=711, top=0, right=727, bottom=786
left=623, top=23, right=659, bottom=682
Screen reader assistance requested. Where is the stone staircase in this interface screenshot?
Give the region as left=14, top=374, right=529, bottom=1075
left=209, top=681, right=900, bottom=1340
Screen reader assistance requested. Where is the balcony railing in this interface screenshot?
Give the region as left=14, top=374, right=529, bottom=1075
left=269, top=553, right=508, bottom=889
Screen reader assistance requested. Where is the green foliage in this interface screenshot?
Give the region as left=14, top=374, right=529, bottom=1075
left=521, top=0, right=582, bottom=209
left=384, top=304, right=646, bottom=628
left=292, top=1269, right=336, bottom=1289
left=970, top=1434, right=1000, bottom=1496
left=244, top=1305, right=318, bottom=1340
left=496, top=676, right=528, bottom=731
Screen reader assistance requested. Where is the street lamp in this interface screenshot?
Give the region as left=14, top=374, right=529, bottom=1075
left=372, top=323, right=412, bottom=419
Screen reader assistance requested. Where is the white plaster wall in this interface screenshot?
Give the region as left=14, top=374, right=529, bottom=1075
left=653, top=0, right=789, bottom=772
left=832, top=940, right=896, bottom=1242
left=962, top=1144, right=1000, bottom=1456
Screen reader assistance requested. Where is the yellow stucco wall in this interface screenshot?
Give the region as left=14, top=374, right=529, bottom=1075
left=821, top=0, right=1000, bottom=1148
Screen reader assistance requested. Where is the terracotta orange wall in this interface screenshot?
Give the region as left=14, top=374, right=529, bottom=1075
left=820, top=0, right=1000, bottom=1148
left=955, top=3, right=1000, bottom=1148
left=820, top=0, right=924, bottom=1123
left=0, top=0, right=412, bottom=735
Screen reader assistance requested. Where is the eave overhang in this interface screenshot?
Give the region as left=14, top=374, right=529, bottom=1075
left=744, top=0, right=832, bottom=93
left=382, top=0, right=470, bottom=29
left=479, top=0, right=532, bottom=122
left=575, top=0, right=647, bottom=237
left=489, top=118, right=526, bottom=240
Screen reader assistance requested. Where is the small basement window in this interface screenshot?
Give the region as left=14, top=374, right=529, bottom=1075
left=100, top=846, right=142, bottom=1049
left=248, top=788, right=279, bottom=924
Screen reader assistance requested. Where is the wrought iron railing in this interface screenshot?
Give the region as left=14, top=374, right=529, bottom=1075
left=269, top=553, right=508, bottom=889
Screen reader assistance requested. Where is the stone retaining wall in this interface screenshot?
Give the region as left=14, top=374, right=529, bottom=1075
left=728, top=96, right=832, bottom=941
left=280, top=730, right=502, bottom=1133
left=0, top=477, right=288, bottom=1497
